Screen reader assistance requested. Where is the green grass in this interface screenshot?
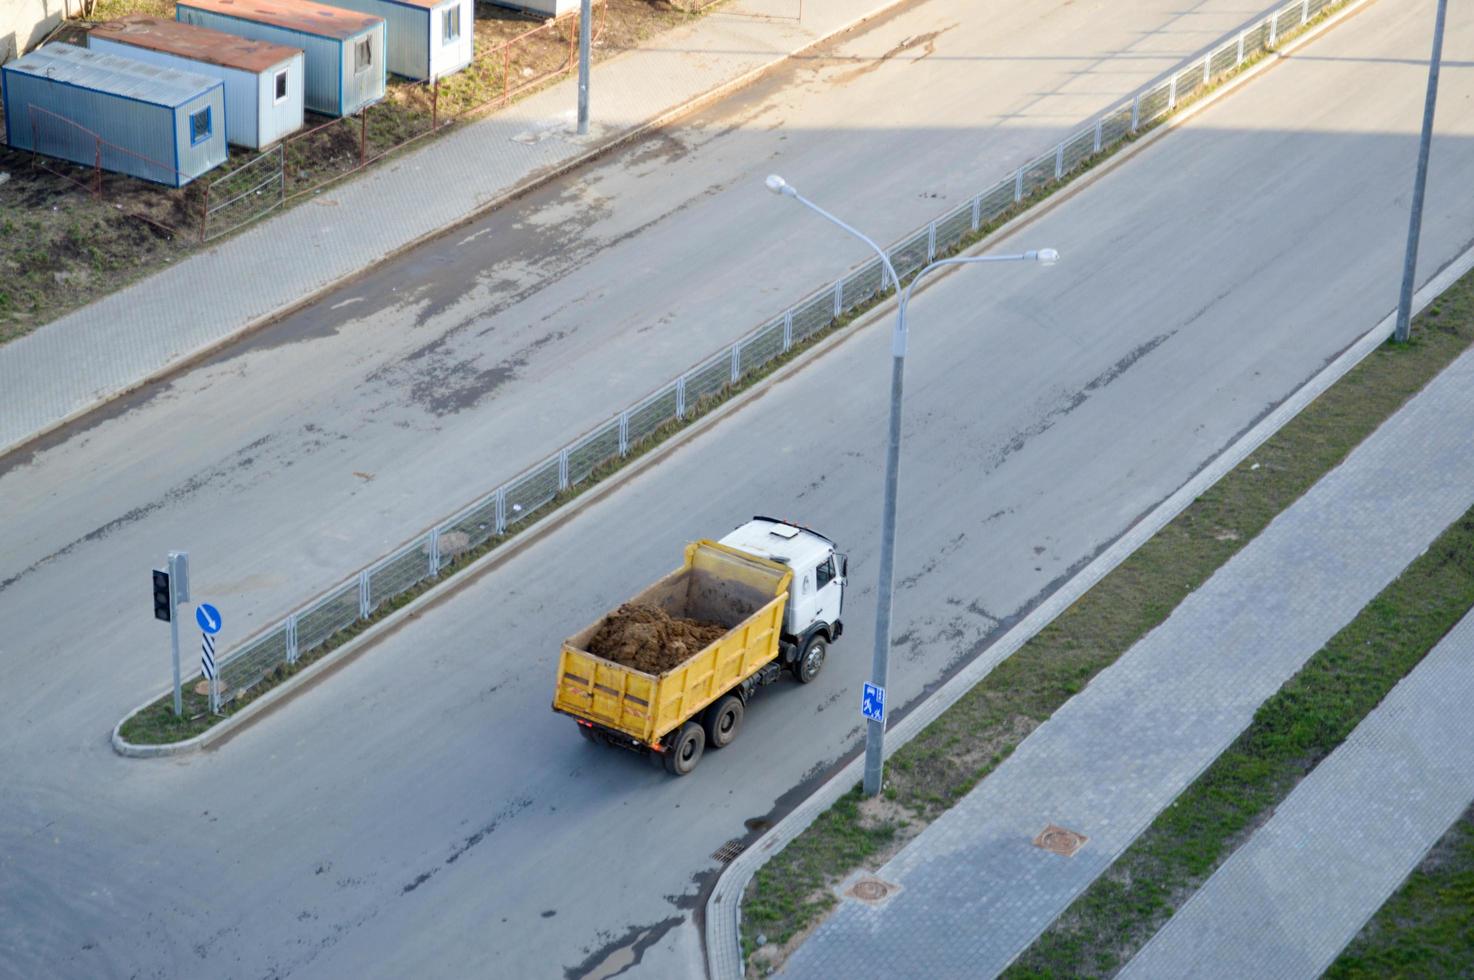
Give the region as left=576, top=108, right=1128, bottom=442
left=1326, top=805, right=1474, bottom=979
left=1007, top=493, right=1474, bottom=977
left=740, top=236, right=1474, bottom=977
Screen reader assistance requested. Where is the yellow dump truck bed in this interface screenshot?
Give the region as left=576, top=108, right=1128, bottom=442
left=552, top=540, right=791, bottom=746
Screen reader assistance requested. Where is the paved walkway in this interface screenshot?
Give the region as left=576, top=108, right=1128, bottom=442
left=779, top=336, right=1474, bottom=976
left=0, top=0, right=901, bottom=456
left=1120, top=608, right=1474, bottom=979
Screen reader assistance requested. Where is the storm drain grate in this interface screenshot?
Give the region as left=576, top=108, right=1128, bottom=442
left=713, top=839, right=747, bottom=863
left=1033, top=823, right=1089, bottom=858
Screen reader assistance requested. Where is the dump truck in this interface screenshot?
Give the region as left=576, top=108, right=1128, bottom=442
left=552, top=517, right=847, bottom=775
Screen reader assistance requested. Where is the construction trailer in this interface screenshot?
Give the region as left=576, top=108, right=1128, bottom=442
left=1, top=42, right=226, bottom=187
left=175, top=0, right=385, bottom=117
left=318, top=0, right=472, bottom=81
left=90, top=15, right=304, bottom=149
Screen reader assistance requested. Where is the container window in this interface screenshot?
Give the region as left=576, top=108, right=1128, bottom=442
left=274, top=68, right=288, bottom=104
left=189, top=106, right=212, bottom=145
left=356, top=38, right=372, bottom=73
left=442, top=6, right=461, bottom=44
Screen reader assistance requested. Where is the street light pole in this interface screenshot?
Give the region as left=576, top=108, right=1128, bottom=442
left=577, top=0, right=592, bottom=135
left=1393, top=0, right=1448, bottom=343
left=766, top=175, right=1056, bottom=796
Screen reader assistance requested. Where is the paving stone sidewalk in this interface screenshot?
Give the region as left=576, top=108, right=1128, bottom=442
left=0, top=0, right=899, bottom=457
left=1120, top=606, right=1474, bottom=979
left=779, top=340, right=1474, bottom=978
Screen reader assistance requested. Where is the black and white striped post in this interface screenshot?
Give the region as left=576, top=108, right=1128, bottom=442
left=201, top=631, right=220, bottom=715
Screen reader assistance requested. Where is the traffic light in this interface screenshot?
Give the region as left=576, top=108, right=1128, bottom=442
left=153, top=569, right=171, bottom=622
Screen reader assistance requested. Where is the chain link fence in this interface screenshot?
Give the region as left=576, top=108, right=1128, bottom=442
left=209, top=0, right=1339, bottom=705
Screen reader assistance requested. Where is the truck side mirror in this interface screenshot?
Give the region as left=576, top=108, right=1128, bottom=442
left=839, top=553, right=848, bottom=578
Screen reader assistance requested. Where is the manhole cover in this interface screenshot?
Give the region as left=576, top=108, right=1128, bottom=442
left=712, top=839, right=746, bottom=863
left=1033, top=823, right=1088, bottom=858
left=842, top=874, right=901, bottom=906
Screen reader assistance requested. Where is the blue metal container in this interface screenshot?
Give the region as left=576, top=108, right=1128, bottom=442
left=1, top=42, right=226, bottom=188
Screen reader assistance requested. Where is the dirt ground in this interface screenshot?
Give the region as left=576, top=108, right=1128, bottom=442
left=588, top=603, right=727, bottom=673
left=0, top=0, right=719, bottom=340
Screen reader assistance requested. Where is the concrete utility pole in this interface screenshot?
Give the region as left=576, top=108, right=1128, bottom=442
left=1393, top=0, right=1448, bottom=343
left=577, top=0, right=592, bottom=135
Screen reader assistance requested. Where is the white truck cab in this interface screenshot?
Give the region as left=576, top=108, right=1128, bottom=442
left=719, top=516, right=846, bottom=682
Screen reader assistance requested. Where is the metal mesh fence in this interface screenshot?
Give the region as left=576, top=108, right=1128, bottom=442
left=505, top=458, right=560, bottom=522
left=204, top=0, right=1335, bottom=709
left=567, top=419, right=622, bottom=484
left=739, top=319, right=788, bottom=375
left=1060, top=127, right=1096, bottom=175
left=368, top=542, right=430, bottom=613
left=889, top=228, right=932, bottom=282
left=934, top=203, right=974, bottom=255
left=790, top=291, right=834, bottom=345
left=840, top=260, right=886, bottom=314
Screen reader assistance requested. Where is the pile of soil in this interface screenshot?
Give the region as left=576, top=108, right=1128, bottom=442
left=588, top=603, right=727, bottom=674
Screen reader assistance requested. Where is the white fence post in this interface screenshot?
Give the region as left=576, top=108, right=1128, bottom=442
left=1093, top=119, right=1103, bottom=153
left=618, top=411, right=629, bottom=456
left=1054, top=144, right=1064, bottom=179
left=286, top=614, right=299, bottom=665
left=1014, top=167, right=1024, bottom=202
left=1168, top=73, right=1177, bottom=109
left=833, top=280, right=843, bottom=317
left=1130, top=94, right=1141, bottom=133
left=676, top=377, right=687, bottom=420
left=1301, top=0, right=1309, bottom=24
left=558, top=448, right=570, bottom=490
left=783, top=310, right=794, bottom=352
left=1237, top=31, right=1246, bottom=65
left=358, top=569, right=371, bottom=619
left=927, top=221, right=937, bottom=261
left=1205, top=51, right=1213, bottom=85
left=495, top=488, right=507, bottom=535
left=971, top=193, right=982, bottom=231
left=731, top=344, right=741, bottom=384
left=1269, top=12, right=1278, bottom=46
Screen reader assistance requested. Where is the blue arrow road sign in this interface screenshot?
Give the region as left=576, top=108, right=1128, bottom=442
left=861, top=682, right=886, bottom=723
left=195, top=603, right=222, bottom=635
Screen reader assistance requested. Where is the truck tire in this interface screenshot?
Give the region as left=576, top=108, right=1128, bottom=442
left=663, top=722, right=706, bottom=776
left=795, top=634, right=828, bottom=684
left=703, top=695, right=744, bottom=749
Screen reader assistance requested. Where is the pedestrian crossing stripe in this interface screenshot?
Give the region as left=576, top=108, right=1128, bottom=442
left=201, top=632, right=217, bottom=681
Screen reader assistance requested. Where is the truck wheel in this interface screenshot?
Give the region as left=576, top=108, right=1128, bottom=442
left=703, top=695, right=744, bottom=749
left=795, top=634, right=828, bottom=684
left=663, top=722, right=706, bottom=776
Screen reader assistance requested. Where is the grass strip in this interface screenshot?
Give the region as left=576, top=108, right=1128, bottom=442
left=1006, top=490, right=1474, bottom=977
left=1325, top=803, right=1474, bottom=979
left=740, top=258, right=1474, bottom=976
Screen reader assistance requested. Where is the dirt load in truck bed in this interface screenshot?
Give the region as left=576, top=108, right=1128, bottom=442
left=587, top=603, right=729, bottom=674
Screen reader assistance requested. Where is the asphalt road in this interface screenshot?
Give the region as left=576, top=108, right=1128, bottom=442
left=5, top=0, right=1473, bottom=977
left=0, top=0, right=1272, bottom=703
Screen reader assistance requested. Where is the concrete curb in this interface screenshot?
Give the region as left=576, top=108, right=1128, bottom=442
left=700, top=0, right=1433, bottom=975
left=2, top=0, right=914, bottom=461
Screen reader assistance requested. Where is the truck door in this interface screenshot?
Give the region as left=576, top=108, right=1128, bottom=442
left=812, top=552, right=843, bottom=630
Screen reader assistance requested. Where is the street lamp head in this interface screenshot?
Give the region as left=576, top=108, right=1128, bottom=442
left=1034, top=248, right=1060, bottom=266
left=765, top=174, right=797, bottom=197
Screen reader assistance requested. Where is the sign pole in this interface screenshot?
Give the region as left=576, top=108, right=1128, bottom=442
left=167, top=551, right=189, bottom=715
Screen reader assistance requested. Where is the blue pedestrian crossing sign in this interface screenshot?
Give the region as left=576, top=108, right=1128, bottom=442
left=861, top=682, right=886, bottom=723
left=195, top=603, right=222, bottom=635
